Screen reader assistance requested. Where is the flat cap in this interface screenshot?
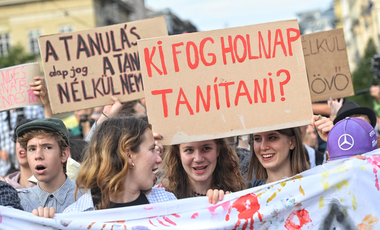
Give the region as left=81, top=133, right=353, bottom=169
left=16, top=118, right=70, bottom=147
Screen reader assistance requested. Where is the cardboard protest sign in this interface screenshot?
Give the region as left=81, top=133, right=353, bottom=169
left=302, top=28, right=354, bottom=102
left=138, top=19, right=312, bottom=145
left=38, top=16, right=168, bottom=114
left=0, top=63, right=41, bottom=111
left=2, top=152, right=380, bottom=229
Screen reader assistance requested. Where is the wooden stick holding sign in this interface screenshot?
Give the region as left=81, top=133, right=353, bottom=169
left=38, top=16, right=168, bottom=114
left=138, top=19, right=313, bottom=145
left=302, top=28, right=354, bottom=102
left=0, top=63, right=42, bottom=111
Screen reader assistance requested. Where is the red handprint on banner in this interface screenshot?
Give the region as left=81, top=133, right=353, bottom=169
left=149, top=213, right=180, bottom=227
left=226, top=193, right=262, bottom=230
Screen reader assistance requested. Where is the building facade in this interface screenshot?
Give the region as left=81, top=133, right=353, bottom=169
left=334, top=0, right=380, bottom=71
left=0, top=0, right=133, bottom=57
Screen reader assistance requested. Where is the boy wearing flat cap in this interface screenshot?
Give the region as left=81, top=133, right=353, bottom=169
left=16, top=118, right=81, bottom=216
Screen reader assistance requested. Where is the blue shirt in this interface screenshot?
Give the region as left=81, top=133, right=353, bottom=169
left=18, top=176, right=81, bottom=213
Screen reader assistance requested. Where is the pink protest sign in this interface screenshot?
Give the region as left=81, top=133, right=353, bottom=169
left=0, top=63, right=41, bottom=111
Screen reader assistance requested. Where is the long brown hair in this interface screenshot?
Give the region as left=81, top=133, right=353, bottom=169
left=161, top=138, right=246, bottom=199
left=247, top=127, right=309, bottom=181
left=76, top=117, right=151, bottom=210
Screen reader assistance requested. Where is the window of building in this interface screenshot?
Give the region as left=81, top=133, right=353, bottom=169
left=59, top=25, right=73, bottom=33
left=0, top=33, right=10, bottom=57
left=28, top=29, right=41, bottom=55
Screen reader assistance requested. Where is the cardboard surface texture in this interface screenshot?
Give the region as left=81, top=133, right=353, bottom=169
left=302, top=28, right=354, bottom=102
left=38, top=16, right=168, bottom=114
left=0, top=63, right=42, bottom=111
left=138, top=19, right=313, bottom=145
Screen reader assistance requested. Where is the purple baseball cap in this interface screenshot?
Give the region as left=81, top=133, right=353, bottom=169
left=327, top=117, right=377, bottom=161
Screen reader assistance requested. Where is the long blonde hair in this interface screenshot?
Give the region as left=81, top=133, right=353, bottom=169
left=161, top=138, right=246, bottom=199
left=76, top=117, right=151, bottom=209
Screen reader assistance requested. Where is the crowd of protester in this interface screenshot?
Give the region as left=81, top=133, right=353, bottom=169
left=0, top=74, right=380, bottom=219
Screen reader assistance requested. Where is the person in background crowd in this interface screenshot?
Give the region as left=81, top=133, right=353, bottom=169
left=333, top=101, right=376, bottom=128
left=65, top=108, right=94, bottom=139
left=68, top=137, right=88, bottom=164
left=64, top=117, right=176, bottom=212
left=62, top=137, right=88, bottom=182
left=225, top=136, right=251, bottom=180
left=0, top=76, right=51, bottom=177
left=303, top=125, right=319, bottom=150
left=5, top=119, right=37, bottom=189
left=160, top=138, right=246, bottom=201
left=17, top=118, right=80, bottom=217
left=117, top=99, right=147, bottom=118
left=300, top=125, right=325, bottom=168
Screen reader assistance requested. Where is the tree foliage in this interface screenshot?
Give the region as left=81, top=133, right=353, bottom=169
left=0, top=45, right=38, bottom=69
left=348, top=38, right=378, bottom=108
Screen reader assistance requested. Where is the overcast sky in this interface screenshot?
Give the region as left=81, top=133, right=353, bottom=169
left=145, top=0, right=333, bottom=32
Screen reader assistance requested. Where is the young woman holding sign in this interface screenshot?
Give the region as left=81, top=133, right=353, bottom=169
left=160, top=138, right=246, bottom=202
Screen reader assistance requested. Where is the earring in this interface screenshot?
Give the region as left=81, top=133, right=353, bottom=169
left=131, top=163, right=135, bottom=169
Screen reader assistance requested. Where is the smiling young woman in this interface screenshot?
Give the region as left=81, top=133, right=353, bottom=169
left=161, top=138, right=246, bottom=199
left=247, top=127, right=310, bottom=187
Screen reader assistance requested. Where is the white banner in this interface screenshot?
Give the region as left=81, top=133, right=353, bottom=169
left=2, top=151, right=380, bottom=230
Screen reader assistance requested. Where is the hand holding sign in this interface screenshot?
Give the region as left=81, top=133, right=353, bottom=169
left=29, top=76, right=53, bottom=118
left=310, top=115, right=333, bottom=142
left=96, top=96, right=123, bottom=126
left=30, top=76, right=49, bottom=105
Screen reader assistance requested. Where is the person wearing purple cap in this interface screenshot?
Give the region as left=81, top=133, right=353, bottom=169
left=327, top=117, right=377, bottom=161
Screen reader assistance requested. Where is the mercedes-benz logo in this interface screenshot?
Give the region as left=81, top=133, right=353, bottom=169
left=338, top=134, right=354, bottom=151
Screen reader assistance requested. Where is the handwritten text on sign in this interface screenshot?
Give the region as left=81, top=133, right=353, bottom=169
left=38, top=17, right=168, bottom=114
left=302, top=28, right=354, bottom=102
left=0, top=63, right=41, bottom=112
left=138, top=19, right=312, bottom=145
